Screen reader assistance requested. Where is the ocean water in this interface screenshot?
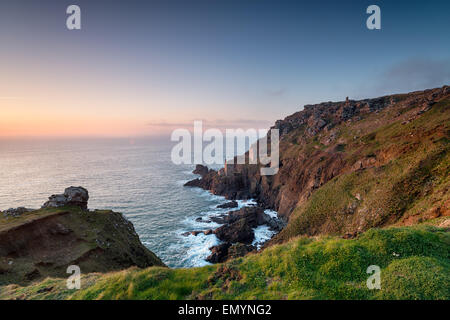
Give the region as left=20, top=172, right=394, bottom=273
left=0, top=138, right=275, bottom=268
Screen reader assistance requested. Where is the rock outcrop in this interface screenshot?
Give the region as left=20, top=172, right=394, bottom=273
left=204, top=207, right=283, bottom=262
left=206, top=242, right=256, bottom=264
left=42, top=186, right=89, bottom=210
left=217, top=201, right=238, bottom=209
left=0, top=188, right=165, bottom=285
left=205, top=243, right=231, bottom=263
left=193, top=164, right=210, bottom=176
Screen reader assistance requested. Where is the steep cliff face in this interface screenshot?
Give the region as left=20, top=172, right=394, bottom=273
left=185, top=86, right=450, bottom=242
left=0, top=206, right=165, bottom=285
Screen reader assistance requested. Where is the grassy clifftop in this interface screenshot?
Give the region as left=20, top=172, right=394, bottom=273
left=271, top=97, right=449, bottom=243
left=181, top=86, right=450, bottom=243
left=0, top=207, right=164, bottom=286
left=2, top=223, right=448, bottom=300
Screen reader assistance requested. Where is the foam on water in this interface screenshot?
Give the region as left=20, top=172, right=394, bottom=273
left=176, top=195, right=245, bottom=266
left=264, top=209, right=278, bottom=219
left=174, top=187, right=275, bottom=266
left=176, top=194, right=282, bottom=265
left=252, top=225, right=276, bottom=249
left=236, top=199, right=258, bottom=208
left=169, top=231, right=220, bottom=268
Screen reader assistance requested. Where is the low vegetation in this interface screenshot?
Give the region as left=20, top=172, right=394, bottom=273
left=1, top=224, right=448, bottom=300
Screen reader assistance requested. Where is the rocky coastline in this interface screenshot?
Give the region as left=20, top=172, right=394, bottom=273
left=184, top=165, right=285, bottom=263
left=184, top=86, right=450, bottom=242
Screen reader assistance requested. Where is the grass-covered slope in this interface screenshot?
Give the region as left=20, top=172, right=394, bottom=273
left=2, top=224, right=448, bottom=300
left=0, top=207, right=164, bottom=286
left=270, top=97, right=450, bottom=243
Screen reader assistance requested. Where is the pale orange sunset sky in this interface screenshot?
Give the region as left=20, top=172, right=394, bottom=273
left=1, top=1, right=449, bottom=138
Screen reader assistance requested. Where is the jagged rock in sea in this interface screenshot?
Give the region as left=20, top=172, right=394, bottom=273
left=42, top=186, right=89, bottom=210
left=195, top=217, right=211, bottom=223
left=193, top=164, right=209, bottom=176
left=217, top=200, right=238, bottom=209
left=205, top=243, right=231, bottom=263
left=214, top=218, right=255, bottom=244
left=204, top=207, right=283, bottom=262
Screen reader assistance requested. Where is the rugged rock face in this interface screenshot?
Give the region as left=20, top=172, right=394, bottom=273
left=0, top=188, right=165, bottom=285
left=217, top=201, right=238, bottom=209
left=185, top=86, right=450, bottom=242
left=193, top=164, right=210, bottom=176
left=206, top=242, right=255, bottom=264
left=214, top=219, right=255, bottom=244
left=1, top=207, right=33, bottom=218
left=42, top=187, right=89, bottom=210
left=184, top=206, right=283, bottom=263
left=204, top=207, right=283, bottom=262
left=205, top=243, right=231, bottom=263
left=227, top=243, right=256, bottom=260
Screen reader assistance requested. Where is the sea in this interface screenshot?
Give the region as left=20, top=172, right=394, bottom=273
left=0, top=138, right=277, bottom=268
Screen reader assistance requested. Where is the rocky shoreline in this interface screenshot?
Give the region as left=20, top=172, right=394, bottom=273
left=184, top=165, right=285, bottom=263
left=183, top=86, right=450, bottom=245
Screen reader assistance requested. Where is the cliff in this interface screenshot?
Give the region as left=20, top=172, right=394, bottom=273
left=185, top=86, right=450, bottom=244
left=0, top=188, right=165, bottom=286
left=1, top=86, right=449, bottom=300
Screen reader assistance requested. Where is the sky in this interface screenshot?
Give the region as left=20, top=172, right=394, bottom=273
left=0, top=0, right=449, bottom=137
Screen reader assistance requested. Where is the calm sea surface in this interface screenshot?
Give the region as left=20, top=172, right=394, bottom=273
left=0, top=138, right=273, bottom=268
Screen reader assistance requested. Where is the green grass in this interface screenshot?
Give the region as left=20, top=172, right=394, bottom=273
left=2, top=225, right=448, bottom=300
left=66, top=225, right=450, bottom=300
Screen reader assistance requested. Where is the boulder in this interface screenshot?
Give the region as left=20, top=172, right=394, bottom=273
left=211, top=207, right=267, bottom=226
left=2, top=207, right=32, bottom=218
left=217, top=201, right=238, bottom=209
left=214, top=219, right=254, bottom=244
left=262, top=213, right=286, bottom=232
left=193, top=164, right=209, bottom=177
left=206, top=243, right=255, bottom=263
left=205, top=243, right=231, bottom=263
left=183, top=178, right=202, bottom=188
left=181, top=231, right=204, bottom=237
left=227, top=243, right=255, bottom=260
left=42, top=186, right=89, bottom=210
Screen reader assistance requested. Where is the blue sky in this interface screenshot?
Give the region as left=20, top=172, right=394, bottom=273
left=1, top=0, right=449, bottom=136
